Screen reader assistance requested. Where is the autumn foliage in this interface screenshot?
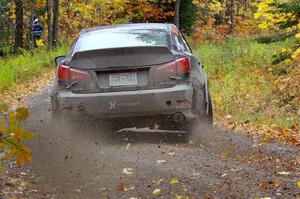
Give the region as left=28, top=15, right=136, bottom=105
left=0, top=105, right=33, bottom=166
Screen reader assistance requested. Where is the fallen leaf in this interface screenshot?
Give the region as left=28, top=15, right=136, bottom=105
left=166, top=151, right=175, bottom=156
left=188, top=140, right=196, bottom=145
left=175, top=194, right=184, bottom=199
left=126, top=143, right=132, bottom=150
left=278, top=171, right=291, bottom=175
left=99, top=187, right=107, bottom=192
left=102, top=163, right=112, bottom=169
left=297, top=180, right=300, bottom=189
left=221, top=152, right=231, bottom=159
left=152, top=188, right=162, bottom=196
left=117, top=182, right=126, bottom=192
left=204, top=194, right=215, bottom=199
left=156, top=160, right=166, bottom=164
left=221, top=173, right=228, bottom=177
left=259, top=182, right=268, bottom=189
left=117, top=182, right=135, bottom=192
left=225, top=114, right=232, bottom=119
left=122, top=168, right=133, bottom=175
left=192, top=170, right=200, bottom=176
left=152, top=179, right=163, bottom=186
left=20, top=172, right=26, bottom=176
left=288, top=137, right=299, bottom=145
left=170, top=178, right=179, bottom=185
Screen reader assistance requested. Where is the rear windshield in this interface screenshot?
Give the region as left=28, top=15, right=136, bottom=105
left=74, top=28, right=170, bottom=52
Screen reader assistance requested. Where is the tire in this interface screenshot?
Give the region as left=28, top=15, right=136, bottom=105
left=205, top=92, right=213, bottom=126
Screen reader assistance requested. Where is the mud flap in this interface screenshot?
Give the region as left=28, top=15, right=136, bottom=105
left=192, top=74, right=209, bottom=115
left=204, top=81, right=209, bottom=114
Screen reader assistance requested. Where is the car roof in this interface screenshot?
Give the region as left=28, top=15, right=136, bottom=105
left=80, top=23, right=174, bottom=34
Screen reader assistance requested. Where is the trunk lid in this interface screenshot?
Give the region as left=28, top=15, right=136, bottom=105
left=66, top=46, right=186, bottom=93
left=69, top=46, right=174, bottom=69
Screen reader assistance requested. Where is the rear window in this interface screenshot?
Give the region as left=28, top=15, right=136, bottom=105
left=74, top=28, right=170, bottom=52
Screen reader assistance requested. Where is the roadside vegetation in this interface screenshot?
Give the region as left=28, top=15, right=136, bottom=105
left=0, top=46, right=68, bottom=92
left=196, top=37, right=299, bottom=145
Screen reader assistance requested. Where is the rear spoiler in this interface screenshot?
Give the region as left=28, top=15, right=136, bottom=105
left=69, top=46, right=175, bottom=69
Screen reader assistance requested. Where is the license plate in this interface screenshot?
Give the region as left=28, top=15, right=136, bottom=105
left=109, top=72, right=138, bottom=87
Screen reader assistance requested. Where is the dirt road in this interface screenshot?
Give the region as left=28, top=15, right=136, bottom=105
left=18, top=87, right=300, bottom=198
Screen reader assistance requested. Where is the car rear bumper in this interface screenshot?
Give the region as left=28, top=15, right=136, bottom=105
left=56, top=83, right=195, bottom=120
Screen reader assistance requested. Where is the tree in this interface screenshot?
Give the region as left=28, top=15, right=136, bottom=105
left=0, top=0, right=11, bottom=56
left=228, top=0, right=235, bottom=33
left=255, top=0, right=300, bottom=63
left=52, top=0, right=58, bottom=47
left=14, top=0, right=23, bottom=49
left=174, top=0, right=180, bottom=28
left=47, top=0, right=52, bottom=49
left=179, top=0, right=196, bottom=35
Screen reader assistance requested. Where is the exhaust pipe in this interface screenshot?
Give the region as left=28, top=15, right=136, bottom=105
left=173, top=112, right=186, bottom=123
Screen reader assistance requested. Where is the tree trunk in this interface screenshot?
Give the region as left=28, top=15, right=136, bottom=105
left=29, top=0, right=36, bottom=50
left=229, top=0, right=235, bottom=33
left=174, top=0, right=180, bottom=28
left=52, top=0, right=59, bottom=47
left=47, top=0, right=52, bottom=49
left=14, top=0, right=23, bottom=49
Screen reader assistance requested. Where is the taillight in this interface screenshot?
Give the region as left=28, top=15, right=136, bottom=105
left=57, top=65, right=91, bottom=81
left=155, top=57, right=190, bottom=75
left=154, top=61, right=176, bottom=75
left=58, top=65, right=70, bottom=80
left=176, top=57, right=190, bottom=74
left=69, top=68, right=91, bottom=80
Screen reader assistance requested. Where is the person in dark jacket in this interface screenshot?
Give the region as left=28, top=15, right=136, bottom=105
left=31, top=16, right=43, bottom=47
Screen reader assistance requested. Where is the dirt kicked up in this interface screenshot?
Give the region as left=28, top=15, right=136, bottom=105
left=2, top=86, right=300, bottom=199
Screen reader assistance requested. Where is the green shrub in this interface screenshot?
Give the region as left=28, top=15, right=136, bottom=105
left=0, top=46, right=68, bottom=92
left=193, top=37, right=297, bottom=127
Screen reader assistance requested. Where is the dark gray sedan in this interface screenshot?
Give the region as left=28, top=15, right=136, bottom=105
left=51, top=23, right=212, bottom=133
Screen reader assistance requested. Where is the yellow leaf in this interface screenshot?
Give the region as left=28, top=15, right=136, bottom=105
left=175, top=194, right=184, bottom=199
left=297, top=180, right=300, bottom=189
left=126, top=143, right=131, bottom=150
left=221, top=152, right=231, bottom=159
left=16, top=154, right=26, bottom=166
left=20, top=131, right=34, bottom=140
left=170, top=178, right=179, bottom=185
left=16, top=107, right=29, bottom=121
left=152, top=188, right=162, bottom=196
left=23, top=147, right=32, bottom=162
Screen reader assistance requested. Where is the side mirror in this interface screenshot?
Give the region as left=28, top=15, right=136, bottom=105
left=55, top=56, right=67, bottom=65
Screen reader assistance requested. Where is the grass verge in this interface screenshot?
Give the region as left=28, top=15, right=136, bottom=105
left=194, top=37, right=299, bottom=145
left=0, top=46, right=68, bottom=92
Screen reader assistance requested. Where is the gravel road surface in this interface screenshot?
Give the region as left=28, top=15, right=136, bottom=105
left=19, top=87, right=300, bottom=199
